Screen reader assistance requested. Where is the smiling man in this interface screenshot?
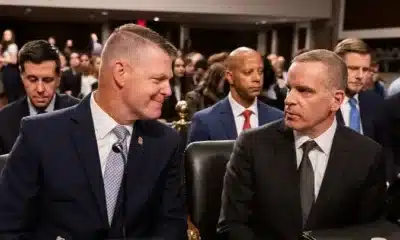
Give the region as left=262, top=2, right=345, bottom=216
left=218, top=49, right=386, bottom=239
left=0, top=24, right=186, bottom=239
left=0, top=40, right=79, bottom=154
left=188, top=47, right=282, bottom=143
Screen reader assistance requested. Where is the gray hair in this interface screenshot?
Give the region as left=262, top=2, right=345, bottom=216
left=292, top=49, right=347, bottom=90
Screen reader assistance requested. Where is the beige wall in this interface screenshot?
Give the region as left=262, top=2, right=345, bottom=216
left=1, top=0, right=332, bottom=18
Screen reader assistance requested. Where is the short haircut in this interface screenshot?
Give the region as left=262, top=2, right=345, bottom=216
left=207, top=52, right=229, bottom=66
left=18, top=40, right=61, bottom=75
left=292, top=49, right=347, bottom=90
left=334, top=38, right=370, bottom=58
left=102, top=23, right=177, bottom=62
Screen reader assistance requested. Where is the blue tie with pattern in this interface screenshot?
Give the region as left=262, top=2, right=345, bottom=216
left=348, top=97, right=361, bottom=133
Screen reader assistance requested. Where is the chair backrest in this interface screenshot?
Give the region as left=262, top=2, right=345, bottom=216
left=185, top=140, right=235, bottom=240
left=0, top=154, right=7, bottom=172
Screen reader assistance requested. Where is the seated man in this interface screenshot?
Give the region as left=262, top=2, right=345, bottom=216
left=188, top=47, right=283, bottom=143
left=218, top=49, right=386, bottom=239
left=0, top=40, right=79, bottom=154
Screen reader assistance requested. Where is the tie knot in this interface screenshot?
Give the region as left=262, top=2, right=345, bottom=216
left=302, top=140, right=317, bottom=155
left=348, top=97, right=358, bottom=107
left=112, top=125, right=130, bottom=141
left=242, top=109, right=252, bottom=119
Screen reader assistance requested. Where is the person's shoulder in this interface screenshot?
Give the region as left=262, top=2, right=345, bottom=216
left=58, top=93, right=80, bottom=105
left=21, top=104, right=77, bottom=129
left=0, top=98, right=24, bottom=114
left=192, top=98, right=227, bottom=119
left=240, top=119, right=284, bottom=140
left=337, top=124, right=381, bottom=150
left=258, top=100, right=283, bottom=115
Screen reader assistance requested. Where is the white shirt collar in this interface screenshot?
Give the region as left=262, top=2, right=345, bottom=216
left=228, top=92, right=258, bottom=117
left=294, top=118, right=337, bottom=156
left=27, top=94, right=56, bottom=115
left=344, top=93, right=359, bottom=105
left=90, top=92, right=133, bottom=140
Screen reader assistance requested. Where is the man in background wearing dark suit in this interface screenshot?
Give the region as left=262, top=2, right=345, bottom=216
left=334, top=38, right=384, bottom=142
left=218, top=50, right=386, bottom=239
left=0, top=24, right=186, bottom=239
left=0, top=40, right=79, bottom=154
left=188, top=47, right=283, bottom=143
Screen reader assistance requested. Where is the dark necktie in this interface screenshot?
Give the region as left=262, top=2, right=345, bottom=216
left=36, top=109, right=47, bottom=114
left=299, top=140, right=317, bottom=227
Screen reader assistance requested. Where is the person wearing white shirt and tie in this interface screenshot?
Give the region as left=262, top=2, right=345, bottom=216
left=188, top=47, right=283, bottom=143
left=218, top=49, right=386, bottom=240
left=334, top=38, right=384, bottom=141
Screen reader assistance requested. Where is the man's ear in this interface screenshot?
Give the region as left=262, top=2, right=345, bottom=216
left=112, top=61, right=126, bottom=87
left=225, top=70, right=234, bottom=85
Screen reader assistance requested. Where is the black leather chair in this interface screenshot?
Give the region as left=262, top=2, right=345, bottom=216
left=0, top=154, right=7, bottom=172
left=185, top=140, right=235, bottom=240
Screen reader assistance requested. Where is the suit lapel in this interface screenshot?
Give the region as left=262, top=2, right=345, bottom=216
left=54, top=93, right=61, bottom=110
left=69, top=95, right=108, bottom=226
left=276, top=122, right=303, bottom=229
left=306, top=125, right=350, bottom=229
left=358, top=93, right=373, bottom=138
left=217, top=98, right=237, bottom=139
left=336, top=110, right=345, bottom=126
left=125, top=120, right=164, bottom=222
left=257, top=101, right=269, bottom=126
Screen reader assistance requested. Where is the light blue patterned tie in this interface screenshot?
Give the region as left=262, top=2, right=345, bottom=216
left=104, top=125, right=129, bottom=225
left=348, top=97, right=361, bottom=133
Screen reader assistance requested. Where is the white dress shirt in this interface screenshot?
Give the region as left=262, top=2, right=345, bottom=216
left=90, top=93, right=133, bottom=176
left=294, top=119, right=337, bottom=199
left=228, top=92, right=259, bottom=136
left=27, top=95, right=56, bottom=115
left=340, top=94, right=363, bottom=134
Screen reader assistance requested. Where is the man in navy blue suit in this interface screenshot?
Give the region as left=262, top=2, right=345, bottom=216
left=334, top=38, right=384, bottom=142
left=188, top=47, right=283, bottom=143
left=0, top=24, right=187, bottom=239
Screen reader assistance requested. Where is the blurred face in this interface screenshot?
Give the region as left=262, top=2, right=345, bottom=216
left=120, top=46, right=173, bottom=119
left=94, top=57, right=101, bottom=71
left=173, top=58, right=185, bottom=78
left=285, top=61, right=344, bottom=136
left=226, top=52, right=264, bottom=103
left=69, top=53, right=80, bottom=68
left=80, top=54, right=90, bottom=67
left=3, top=30, right=12, bottom=41
left=185, top=61, right=194, bottom=76
left=21, top=61, right=60, bottom=108
left=48, top=37, right=56, bottom=45
left=91, top=33, right=98, bottom=42
left=59, top=54, right=67, bottom=68
left=66, top=40, right=73, bottom=47
left=343, top=53, right=371, bottom=96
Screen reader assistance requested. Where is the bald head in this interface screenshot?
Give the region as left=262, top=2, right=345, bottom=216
left=226, top=47, right=261, bottom=70
left=101, top=24, right=177, bottom=68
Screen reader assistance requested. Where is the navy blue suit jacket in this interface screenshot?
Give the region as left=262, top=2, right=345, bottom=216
left=0, top=95, right=187, bottom=239
left=188, top=97, right=283, bottom=143
left=336, top=90, right=384, bottom=142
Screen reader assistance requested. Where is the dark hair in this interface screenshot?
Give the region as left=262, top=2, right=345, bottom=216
left=18, top=40, right=61, bottom=75
left=194, top=59, right=208, bottom=71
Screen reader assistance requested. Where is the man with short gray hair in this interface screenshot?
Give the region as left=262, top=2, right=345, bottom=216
left=218, top=49, right=386, bottom=239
